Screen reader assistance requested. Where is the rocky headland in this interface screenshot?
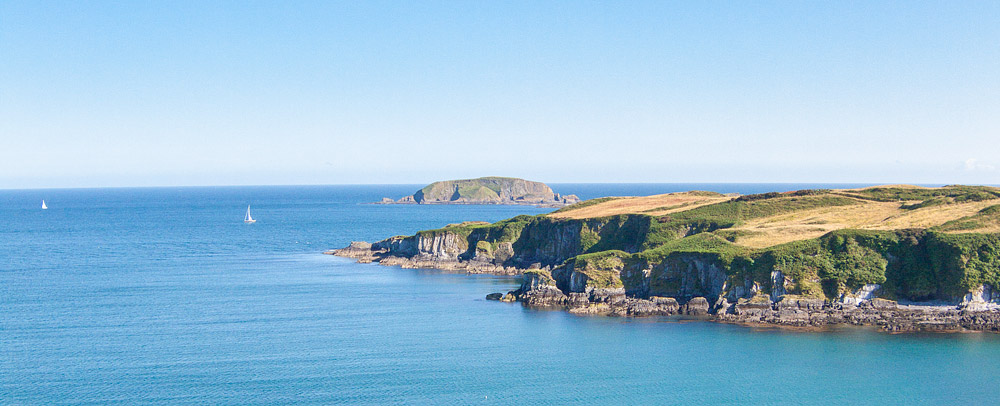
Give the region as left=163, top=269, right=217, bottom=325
left=376, top=177, right=579, bottom=207
left=333, top=185, right=1000, bottom=333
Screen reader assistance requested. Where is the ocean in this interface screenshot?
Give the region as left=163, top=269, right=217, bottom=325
left=2, top=184, right=999, bottom=405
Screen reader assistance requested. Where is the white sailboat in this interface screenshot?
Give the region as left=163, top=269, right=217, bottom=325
left=244, top=205, right=256, bottom=224
left=41, top=200, right=47, bottom=210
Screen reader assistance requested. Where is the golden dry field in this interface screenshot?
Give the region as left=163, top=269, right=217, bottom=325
left=549, top=186, right=1000, bottom=248
left=547, top=191, right=732, bottom=219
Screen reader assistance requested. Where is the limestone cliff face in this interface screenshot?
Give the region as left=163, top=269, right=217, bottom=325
left=333, top=213, right=1000, bottom=331
left=961, top=285, right=1000, bottom=311
left=371, top=236, right=417, bottom=256
left=354, top=215, right=810, bottom=307
left=337, top=186, right=1000, bottom=331
left=381, top=215, right=649, bottom=268
left=349, top=216, right=1000, bottom=310
left=415, top=231, right=467, bottom=260
left=379, top=177, right=580, bottom=207
left=372, top=231, right=466, bottom=261
left=647, top=255, right=732, bottom=300
left=359, top=215, right=748, bottom=308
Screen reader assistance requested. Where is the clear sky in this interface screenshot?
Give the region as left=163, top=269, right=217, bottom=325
left=1, top=1, right=998, bottom=188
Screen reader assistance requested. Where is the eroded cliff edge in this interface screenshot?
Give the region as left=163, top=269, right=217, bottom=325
left=332, top=186, right=1000, bottom=333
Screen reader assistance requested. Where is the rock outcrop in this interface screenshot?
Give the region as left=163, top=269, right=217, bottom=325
left=505, top=273, right=1000, bottom=332
left=332, top=231, right=1000, bottom=333
left=334, top=185, right=1000, bottom=333
left=960, top=284, right=1000, bottom=311
left=376, top=177, right=579, bottom=207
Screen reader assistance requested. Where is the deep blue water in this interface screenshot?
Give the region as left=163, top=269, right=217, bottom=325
left=2, top=184, right=998, bottom=405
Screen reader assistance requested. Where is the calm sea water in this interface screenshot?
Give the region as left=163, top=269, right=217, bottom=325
left=3, top=184, right=999, bottom=405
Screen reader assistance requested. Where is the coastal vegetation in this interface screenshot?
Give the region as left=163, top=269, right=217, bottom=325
left=381, top=185, right=1000, bottom=303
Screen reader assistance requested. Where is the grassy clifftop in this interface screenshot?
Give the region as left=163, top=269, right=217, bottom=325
left=407, top=185, right=1000, bottom=301
left=551, top=185, right=1000, bottom=247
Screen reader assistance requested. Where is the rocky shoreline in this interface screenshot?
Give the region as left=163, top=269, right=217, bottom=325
left=496, top=280, right=1000, bottom=333
left=327, top=242, right=523, bottom=275
left=329, top=242, right=1000, bottom=333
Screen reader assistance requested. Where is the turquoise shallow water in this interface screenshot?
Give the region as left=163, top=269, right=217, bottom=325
left=2, top=184, right=999, bottom=405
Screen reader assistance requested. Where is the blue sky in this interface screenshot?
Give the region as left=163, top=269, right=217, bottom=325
left=1, top=1, right=998, bottom=188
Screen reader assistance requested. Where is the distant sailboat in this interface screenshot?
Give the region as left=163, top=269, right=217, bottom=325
left=41, top=200, right=47, bottom=210
left=244, top=205, right=256, bottom=224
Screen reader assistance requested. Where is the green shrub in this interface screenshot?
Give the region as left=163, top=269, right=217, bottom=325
left=409, top=186, right=1000, bottom=302
left=935, top=204, right=1000, bottom=232
left=838, top=185, right=1000, bottom=203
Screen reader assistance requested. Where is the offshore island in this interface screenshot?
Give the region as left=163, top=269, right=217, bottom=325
left=376, top=176, right=579, bottom=207
left=333, top=185, right=1000, bottom=333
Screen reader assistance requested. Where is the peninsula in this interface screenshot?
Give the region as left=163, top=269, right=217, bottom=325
left=334, top=185, right=1000, bottom=332
left=377, top=177, right=579, bottom=207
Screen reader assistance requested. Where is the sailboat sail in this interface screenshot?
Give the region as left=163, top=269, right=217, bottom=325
left=41, top=200, right=47, bottom=210
left=244, top=205, right=255, bottom=223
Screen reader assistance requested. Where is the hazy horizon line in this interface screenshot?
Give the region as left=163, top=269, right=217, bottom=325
left=4, top=181, right=988, bottom=192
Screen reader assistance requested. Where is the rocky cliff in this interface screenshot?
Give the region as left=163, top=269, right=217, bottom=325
left=378, top=177, right=579, bottom=207
left=334, top=185, right=1000, bottom=333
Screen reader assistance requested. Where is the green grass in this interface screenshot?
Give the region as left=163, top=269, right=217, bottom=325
left=571, top=250, right=630, bottom=269
left=934, top=204, right=1000, bottom=232
left=640, top=201, right=696, bottom=213
left=686, top=191, right=727, bottom=197
left=713, top=229, right=765, bottom=243
left=403, top=186, right=1000, bottom=301
left=523, top=269, right=557, bottom=286
left=569, top=250, right=628, bottom=289
left=660, top=195, right=857, bottom=226
left=581, top=215, right=652, bottom=254
left=579, top=225, right=600, bottom=252
left=925, top=232, right=1000, bottom=294
left=640, top=195, right=859, bottom=250
left=475, top=240, right=493, bottom=256
left=836, top=185, right=1000, bottom=203
left=454, top=185, right=500, bottom=201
